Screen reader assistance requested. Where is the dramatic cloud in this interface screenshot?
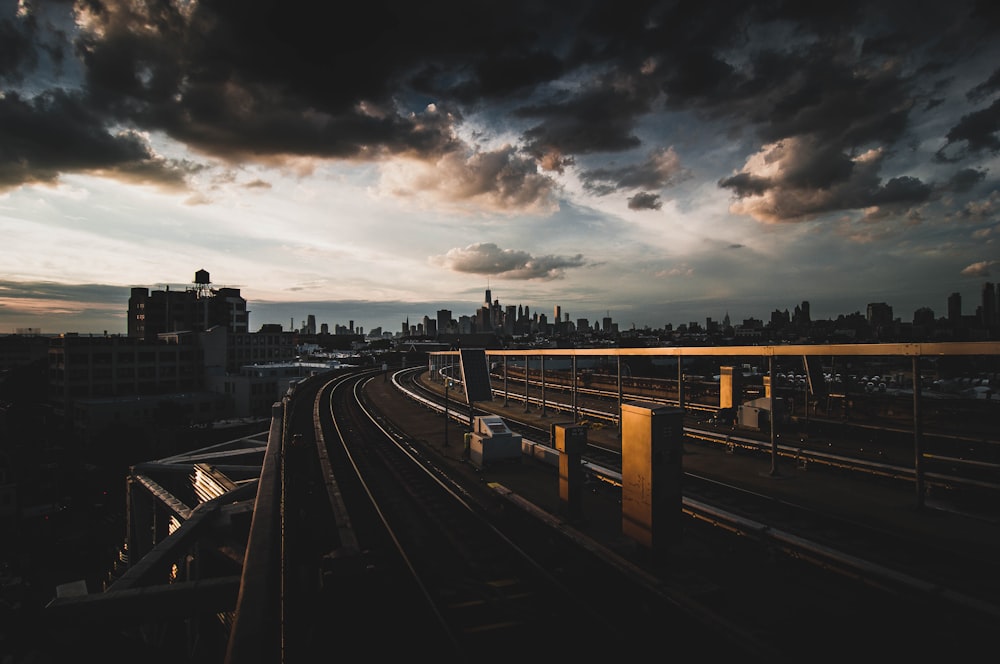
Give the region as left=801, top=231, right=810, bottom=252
left=943, top=98, right=1000, bottom=155
left=582, top=147, right=688, bottom=197
left=3, top=0, right=1000, bottom=333
left=433, top=243, right=586, bottom=280
left=379, top=144, right=559, bottom=213
left=627, top=192, right=662, bottom=210
left=961, top=261, right=997, bottom=277
left=949, top=168, right=988, bottom=193
left=720, top=138, right=932, bottom=224
left=0, top=90, right=197, bottom=192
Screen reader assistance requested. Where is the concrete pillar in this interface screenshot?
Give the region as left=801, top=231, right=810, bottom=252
left=719, top=365, right=742, bottom=409
left=620, top=402, right=684, bottom=557
left=554, top=423, right=587, bottom=522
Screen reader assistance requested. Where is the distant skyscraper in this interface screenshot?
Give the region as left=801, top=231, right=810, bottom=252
left=477, top=305, right=491, bottom=331
left=437, top=309, right=452, bottom=336
left=982, top=282, right=997, bottom=326
left=866, top=303, right=893, bottom=334
left=948, top=292, right=962, bottom=322
left=797, top=300, right=810, bottom=324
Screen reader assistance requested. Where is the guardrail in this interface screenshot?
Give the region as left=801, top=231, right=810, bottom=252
left=224, top=400, right=285, bottom=664
left=408, top=342, right=1000, bottom=498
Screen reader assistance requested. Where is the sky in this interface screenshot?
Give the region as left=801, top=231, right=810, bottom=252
left=2, top=0, right=1000, bottom=336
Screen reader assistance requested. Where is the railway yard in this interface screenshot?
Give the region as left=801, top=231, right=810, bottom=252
left=9, top=348, right=999, bottom=663
left=315, top=363, right=1000, bottom=661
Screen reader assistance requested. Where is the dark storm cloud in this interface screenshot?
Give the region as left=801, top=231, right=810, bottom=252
left=869, top=176, right=933, bottom=206
left=0, top=13, right=36, bottom=82
left=581, top=147, right=688, bottom=196
left=967, top=68, right=1000, bottom=103
left=707, top=40, right=920, bottom=217
left=73, top=0, right=566, bottom=161
left=943, top=98, right=1000, bottom=155
left=627, top=192, right=662, bottom=210
left=719, top=136, right=934, bottom=223
left=6, top=0, right=999, bottom=216
left=519, top=73, right=656, bottom=165
left=718, top=172, right=770, bottom=198
left=434, top=243, right=586, bottom=280
left=0, top=89, right=197, bottom=191
left=949, top=168, right=987, bottom=193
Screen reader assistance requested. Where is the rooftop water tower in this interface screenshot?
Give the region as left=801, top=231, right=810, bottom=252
left=194, top=269, right=211, bottom=297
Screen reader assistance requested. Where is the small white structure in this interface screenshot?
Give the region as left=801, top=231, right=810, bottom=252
left=468, top=415, right=522, bottom=469
left=738, top=396, right=782, bottom=431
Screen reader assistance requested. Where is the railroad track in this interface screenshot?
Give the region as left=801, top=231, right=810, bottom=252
left=285, top=369, right=770, bottom=661
left=384, top=366, right=1000, bottom=658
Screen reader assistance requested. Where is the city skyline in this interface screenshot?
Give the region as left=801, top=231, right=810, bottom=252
left=7, top=274, right=998, bottom=338
left=2, top=2, right=999, bottom=335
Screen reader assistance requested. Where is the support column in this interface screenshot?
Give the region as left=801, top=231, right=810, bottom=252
left=621, top=402, right=684, bottom=558
left=554, top=424, right=587, bottom=522
left=617, top=355, right=623, bottom=428
left=768, top=354, right=780, bottom=477
left=719, top=365, right=742, bottom=409
left=677, top=355, right=685, bottom=411
left=503, top=356, right=509, bottom=406
left=540, top=355, right=547, bottom=417
left=524, top=355, right=530, bottom=413
left=572, top=354, right=578, bottom=422
left=913, top=355, right=924, bottom=509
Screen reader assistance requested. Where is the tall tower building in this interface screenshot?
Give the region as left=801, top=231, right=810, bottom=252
left=477, top=305, right=492, bottom=331
left=436, top=309, right=452, bottom=336
left=866, top=303, right=893, bottom=338
left=982, top=282, right=997, bottom=326
left=948, top=292, right=962, bottom=322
